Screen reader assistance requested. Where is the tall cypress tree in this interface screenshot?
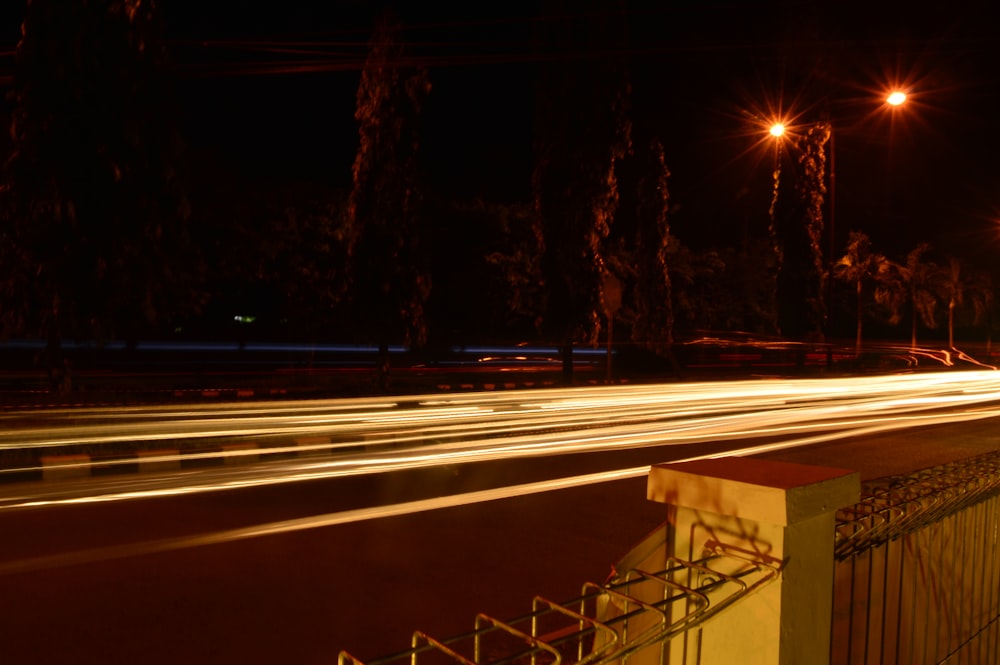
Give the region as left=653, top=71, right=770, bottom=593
left=347, top=9, right=431, bottom=390
left=772, top=121, right=830, bottom=340
left=532, top=1, right=632, bottom=383
left=628, top=138, right=674, bottom=355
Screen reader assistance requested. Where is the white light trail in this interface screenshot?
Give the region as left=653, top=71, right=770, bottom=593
left=4, top=370, right=1000, bottom=572
left=5, top=405, right=1000, bottom=575
left=0, top=466, right=650, bottom=576
left=3, top=370, right=1000, bottom=511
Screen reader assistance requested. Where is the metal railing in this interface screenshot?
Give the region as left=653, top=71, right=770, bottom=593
left=833, top=450, right=1000, bottom=664
left=337, top=539, right=779, bottom=665
left=340, top=448, right=1000, bottom=665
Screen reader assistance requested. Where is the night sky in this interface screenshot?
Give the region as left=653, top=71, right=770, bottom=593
left=2, top=1, right=1000, bottom=265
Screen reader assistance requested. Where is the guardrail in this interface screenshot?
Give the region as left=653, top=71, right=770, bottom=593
left=340, top=450, right=1000, bottom=665
left=339, top=457, right=862, bottom=665
left=833, top=450, right=1000, bottom=664
left=338, top=543, right=779, bottom=665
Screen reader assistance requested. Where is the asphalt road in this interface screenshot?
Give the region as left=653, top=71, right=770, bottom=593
left=0, top=464, right=665, bottom=664
left=2, top=413, right=1000, bottom=665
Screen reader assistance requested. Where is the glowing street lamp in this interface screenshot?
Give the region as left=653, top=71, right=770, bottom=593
left=766, top=89, right=910, bottom=252
left=761, top=89, right=910, bottom=341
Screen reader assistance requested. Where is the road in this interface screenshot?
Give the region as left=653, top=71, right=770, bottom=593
left=3, top=373, right=1000, bottom=663
left=0, top=452, right=673, bottom=664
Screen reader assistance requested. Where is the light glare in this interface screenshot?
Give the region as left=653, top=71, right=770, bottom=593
left=886, top=91, right=907, bottom=106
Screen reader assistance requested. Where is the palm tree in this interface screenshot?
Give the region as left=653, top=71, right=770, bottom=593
left=904, top=245, right=945, bottom=347
left=833, top=231, right=891, bottom=356
left=882, top=244, right=942, bottom=348
left=941, top=257, right=993, bottom=349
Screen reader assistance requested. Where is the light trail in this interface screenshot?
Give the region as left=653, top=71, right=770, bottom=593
left=3, top=371, right=1000, bottom=511
left=3, top=371, right=999, bottom=453
left=4, top=404, right=1000, bottom=575
left=0, top=466, right=651, bottom=576
left=3, top=371, right=1000, bottom=574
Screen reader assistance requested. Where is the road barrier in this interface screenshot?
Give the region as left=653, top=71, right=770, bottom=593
left=339, top=450, right=1000, bottom=665
left=832, top=450, right=1000, bottom=663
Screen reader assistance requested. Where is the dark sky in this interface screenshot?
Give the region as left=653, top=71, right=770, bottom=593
left=3, top=1, right=1000, bottom=264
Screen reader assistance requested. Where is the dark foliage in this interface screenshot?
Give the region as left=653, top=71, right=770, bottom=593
left=0, top=0, right=200, bottom=354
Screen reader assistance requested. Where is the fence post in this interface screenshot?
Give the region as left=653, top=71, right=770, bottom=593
left=646, top=457, right=860, bottom=665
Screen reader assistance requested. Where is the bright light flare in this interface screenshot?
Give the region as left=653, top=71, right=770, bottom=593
left=769, top=123, right=786, bottom=137
left=886, top=90, right=907, bottom=106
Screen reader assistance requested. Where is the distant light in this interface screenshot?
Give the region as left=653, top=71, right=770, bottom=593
left=886, top=91, right=907, bottom=106
left=769, top=123, right=785, bottom=138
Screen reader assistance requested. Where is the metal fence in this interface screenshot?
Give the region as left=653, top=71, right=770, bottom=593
left=833, top=450, right=1000, bottom=664
left=340, top=449, right=1000, bottom=665
left=338, top=537, right=779, bottom=665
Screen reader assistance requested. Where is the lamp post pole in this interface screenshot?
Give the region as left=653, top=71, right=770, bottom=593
left=824, top=91, right=908, bottom=342
left=761, top=89, right=909, bottom=346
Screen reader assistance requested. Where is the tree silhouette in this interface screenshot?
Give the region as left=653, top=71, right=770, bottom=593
left=259, top=183, right=353, bottom=341
left=664, top=240, right=726, bottom=333
left=772, top=122, right=830, bottom=340
left=882, top=243, right=942, bottom=348
left=941, top=256, right=992, bottom=349
left=833, top=231, right=890, bottom=356
left=625, top=138, right=674, bottom=356
left=0, top=0, right=196, bottom=388
left=484, top=200, right=545, bottom=335
left=532, top=1, right=632, bottom=383
left=347, top=10, right=431, bottom=391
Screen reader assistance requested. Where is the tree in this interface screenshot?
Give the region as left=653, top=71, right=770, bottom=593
left=258, top=183, right=353, bottom=341
left=623, top=138, right=674, bottom=356
left=531, top=1, right=632, bottom=383
left=484, top=200, right=545, bottom=336
left=667, top=241, right=727, bottom=334
left=881, top=243, right=942, bottom=348
left=0, top=0, right=197, bottom=388
left=941, top=256, right=992, bottom=349
left=772, top=122, right=830, bottom=340
left=347, top=10, right=431, bottom=391
left=833, top=231, right=891, bottom=356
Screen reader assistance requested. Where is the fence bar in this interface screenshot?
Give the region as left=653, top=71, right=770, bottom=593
left=833, top=449, right=1000, bottom=665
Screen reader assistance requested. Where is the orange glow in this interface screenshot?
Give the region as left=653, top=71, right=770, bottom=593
left=886, top=90, right=907, bottom=106
left=769, top=123, right=786, bottom=137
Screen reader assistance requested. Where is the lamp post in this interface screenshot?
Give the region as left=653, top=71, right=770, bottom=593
left=767, top=88, right=908, bottom=255
left=763, top=89, right=909, bottom=342
left=832, top=89, right=908, bottom=261
left=767, top=119, right=831, bottom=340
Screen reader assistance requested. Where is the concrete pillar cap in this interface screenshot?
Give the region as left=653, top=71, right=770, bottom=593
left=648, top=457, right=860, bottom=525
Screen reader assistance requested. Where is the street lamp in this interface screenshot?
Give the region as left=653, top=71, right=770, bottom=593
left=764, top=89, right=910, bottom=254
left=761, top=89, right=909, bottom=341
left=886, top=90, right=907, bottom=107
